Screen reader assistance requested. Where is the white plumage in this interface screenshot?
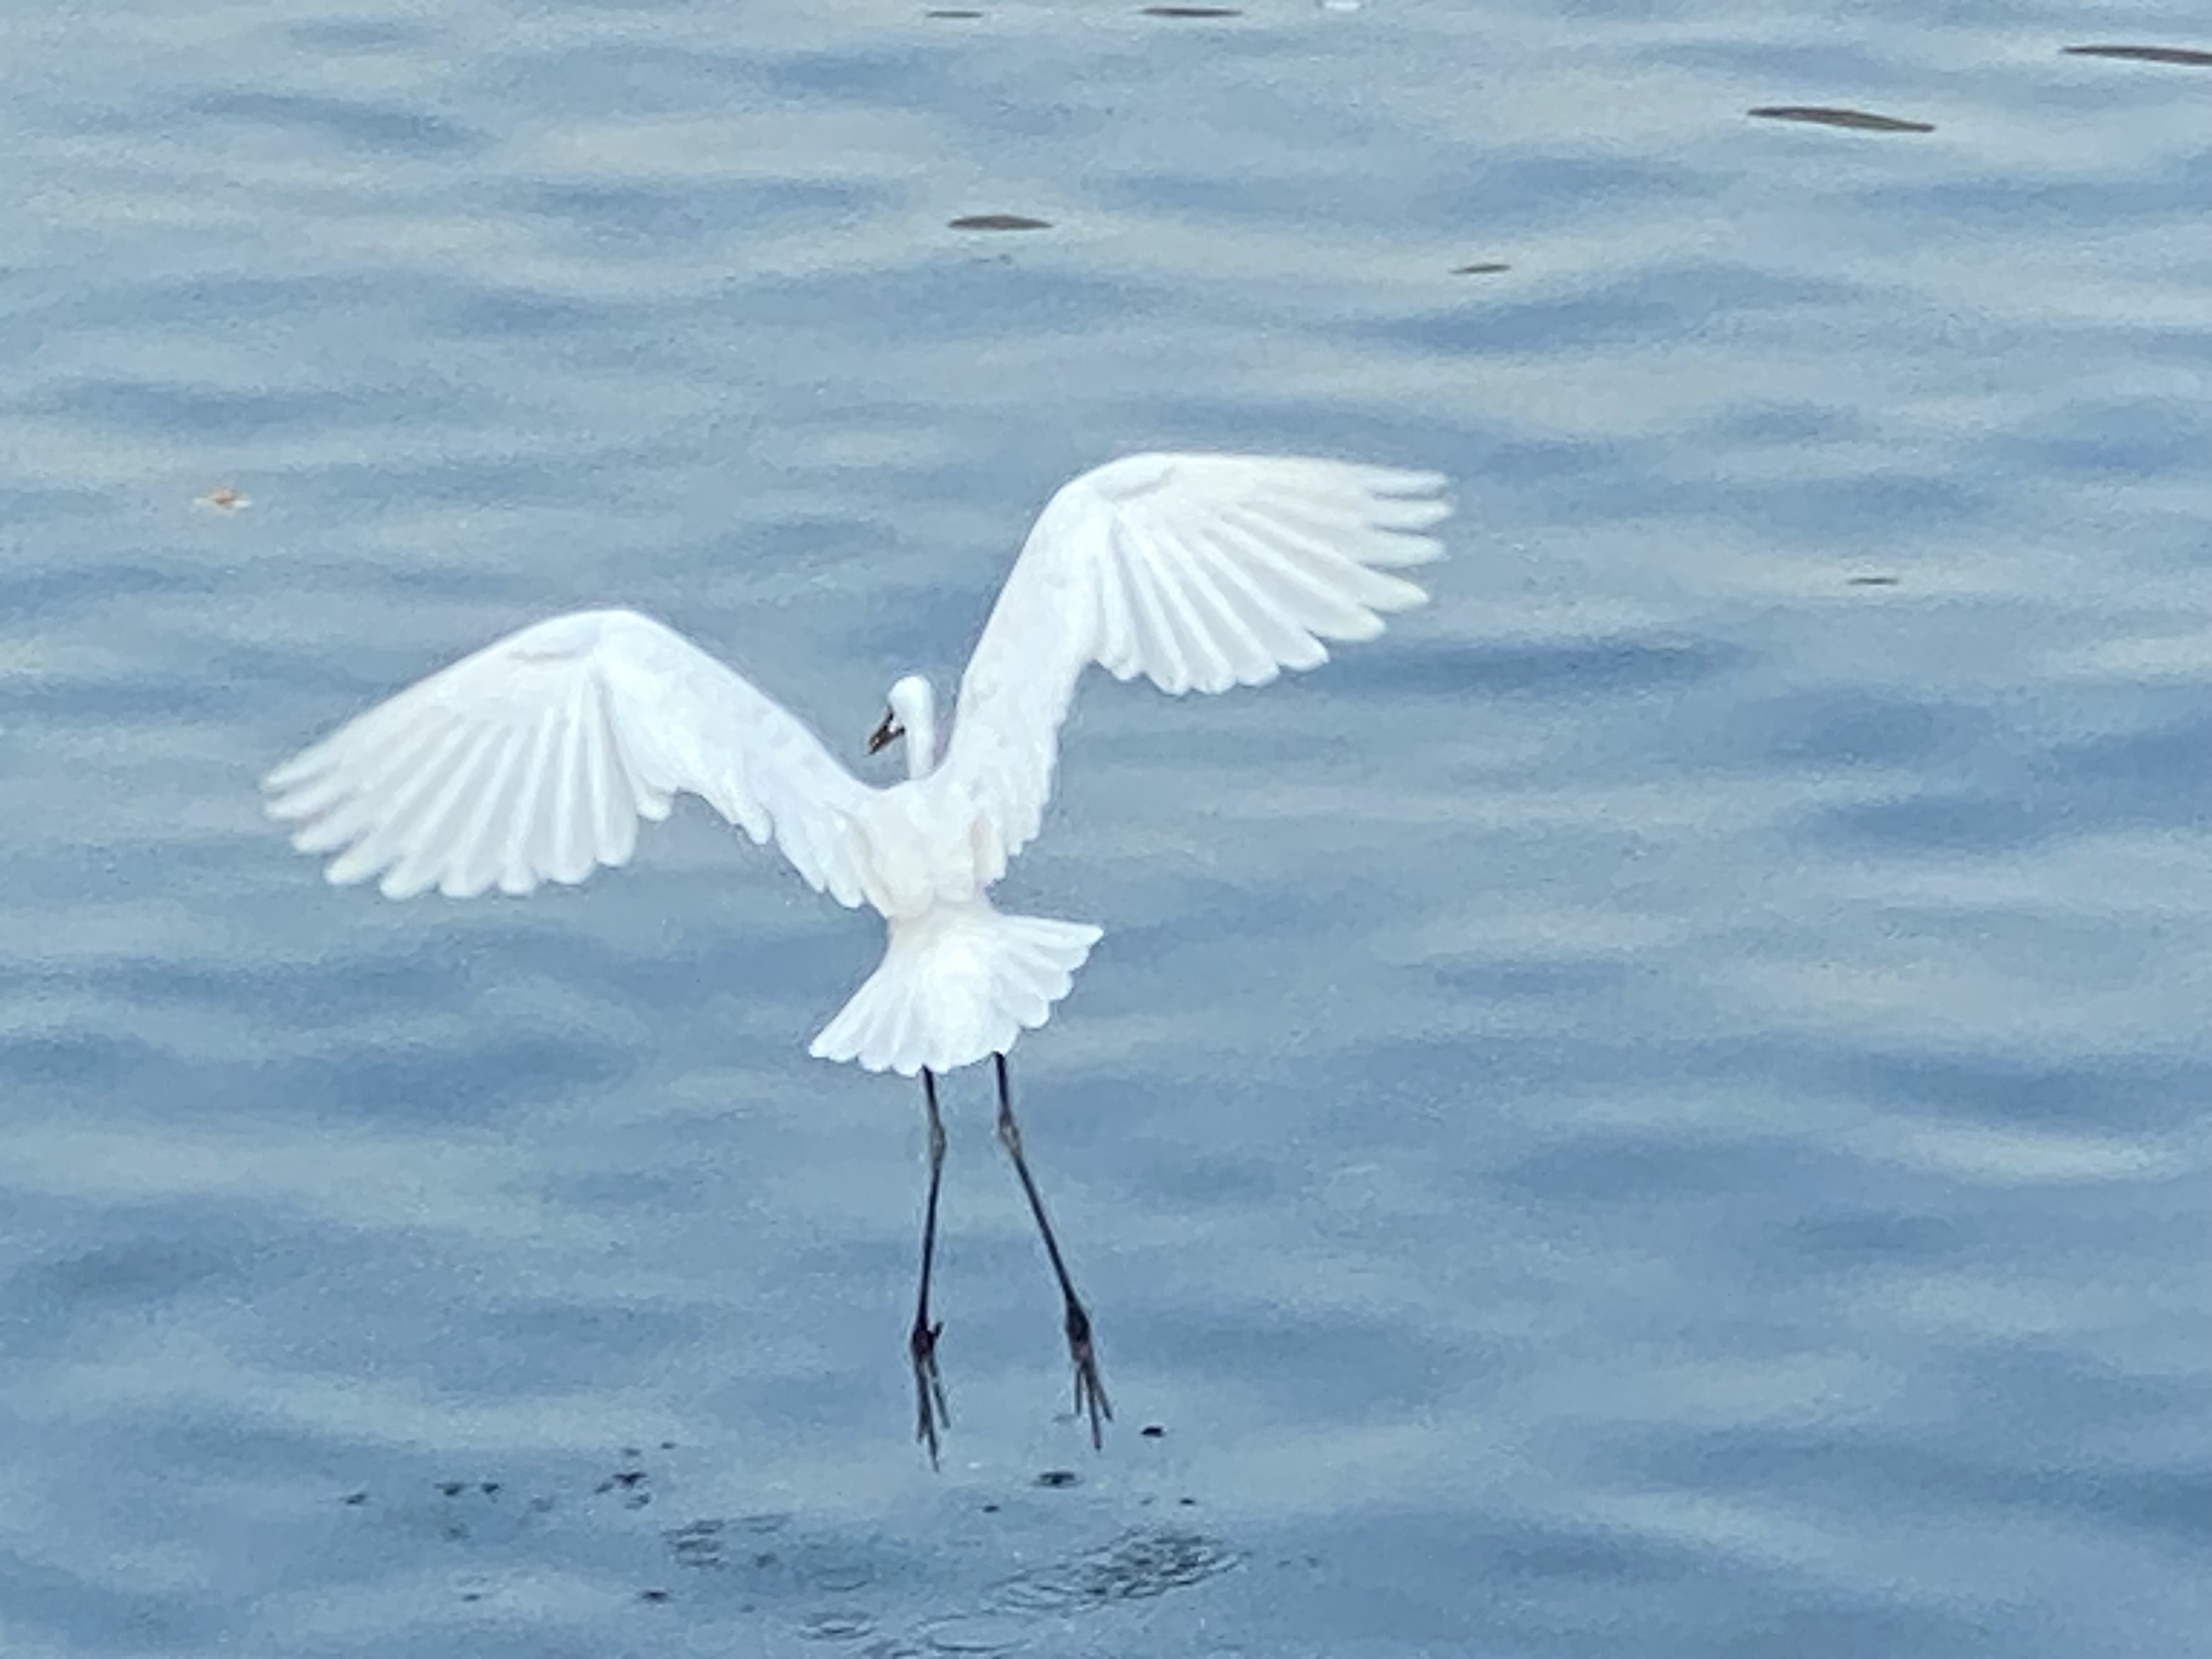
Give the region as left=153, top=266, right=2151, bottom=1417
left=264, top=452, right=1451, bottom=1076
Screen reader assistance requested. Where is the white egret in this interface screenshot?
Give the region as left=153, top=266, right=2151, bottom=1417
left=264, top=452, right=1451, bottom=1461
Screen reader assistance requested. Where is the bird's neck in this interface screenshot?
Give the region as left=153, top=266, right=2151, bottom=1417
left=904, top=689, right=939, bottom=780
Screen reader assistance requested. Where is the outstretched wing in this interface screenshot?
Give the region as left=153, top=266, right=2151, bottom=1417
left=264, top=608, right=879, bottom=904
left=933, top=452, right=1449, bottom=877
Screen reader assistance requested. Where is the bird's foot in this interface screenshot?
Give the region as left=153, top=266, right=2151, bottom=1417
left=1063, top=1299, right=1112, bottom=1449
left=910, top=1316, right=950, bottom=1468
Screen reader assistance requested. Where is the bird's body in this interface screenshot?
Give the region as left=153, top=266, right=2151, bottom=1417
left=265, top=450, right=1450, bottom=1457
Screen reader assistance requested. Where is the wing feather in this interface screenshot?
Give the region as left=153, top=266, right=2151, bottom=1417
left=1155, top=529, right=1270, bottom=690
left=1186, top=534, right=1323, bottom=674
left=501, top=711, right=562, bottom=895
left=1209, top=515, right=1383, bottom=639
left=1121, top=524, right=1206, bottom=691
left=266, top=608, right=879, bottom=905
left=380, top=727, right=498, bottom=899
left=1229, top=507, right=1432, bottom=610
left=933, top=452, right=1449, bottom=877
left=544, top=685, right=594, bottom=887
left=352, top=725, right=488, bottom=890
left=448, top=726, right=532, bottom=899
left=1092, top=528, right=1141, bottom=678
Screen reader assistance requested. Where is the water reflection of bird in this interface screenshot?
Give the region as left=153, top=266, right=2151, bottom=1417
left=264, top=452, right=1451, bottom=1463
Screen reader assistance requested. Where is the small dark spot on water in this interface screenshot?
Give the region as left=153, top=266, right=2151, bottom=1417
left=1178, top=1496, right=1199, bottom=1506
left=658, top=1440, right=676, bottom=1451
left=950, top=213, right=1051, bottom=231
left=1848, top=574, right=1901, bottom=586
left=1141, top=1424, right=1166, bottom=1437
left=620, top=1445, right=641, bottom=1458
left=597, top=1466, right=651, bottom=1508
left=638, top=1588, right=672, bottom=1604
left=437, top=1480, right=465, bottom=1498
left=981, top=1502, right=1001, bottom=1513
left=1035, top=1468, right=1081, bottom=1487
left=2063, top=43, right=2212, bottom=67
left=1142, top=5, right=1243, bottom=14
left=1749, top=105, right=1935, bottom=133
left=927, top=7, right=985, bottom=14
left=1453, top=262, right=1510, bottom=275
left=340, top=1489, right=368, bottom=1506
left=479, top=1481, right=500, bottom=1497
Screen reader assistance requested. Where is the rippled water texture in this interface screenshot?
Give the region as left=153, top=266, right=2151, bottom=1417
left=5, top=1, right=2210, bottom=1654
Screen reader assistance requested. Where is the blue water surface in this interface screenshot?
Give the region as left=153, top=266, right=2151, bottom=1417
left=4, top=1, right=2209, bottom=1654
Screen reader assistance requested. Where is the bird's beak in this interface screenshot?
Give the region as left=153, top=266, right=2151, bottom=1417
left=866, top=712, right=900, bottom=755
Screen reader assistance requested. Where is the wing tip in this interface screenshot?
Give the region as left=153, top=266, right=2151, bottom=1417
left=261, top=748, right=327, bottom=798
left=323, top=857, right=373, bottom=891
left=1374, top=533, right=1447, bottom=569
left=1364, top=465, right=1452, bottom=498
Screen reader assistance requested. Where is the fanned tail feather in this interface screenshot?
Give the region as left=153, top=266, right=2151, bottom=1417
left=810, top=902, right=1101, bottom=1076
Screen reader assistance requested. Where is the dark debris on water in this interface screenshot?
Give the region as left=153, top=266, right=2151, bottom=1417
left=1749, top=105, right=1936, bottom=133
left=2063, top=43, right=2212, bottom=66
left=950, top=213, right=1051, bottom=232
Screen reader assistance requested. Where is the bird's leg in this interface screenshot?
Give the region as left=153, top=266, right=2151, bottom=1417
left=910, top=1068, right=952, bottom=1467
left=993, top=1052, right=1112, bottom=1448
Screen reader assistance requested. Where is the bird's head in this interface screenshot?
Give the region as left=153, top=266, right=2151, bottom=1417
left=868, top=674, right=938, bottom=766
